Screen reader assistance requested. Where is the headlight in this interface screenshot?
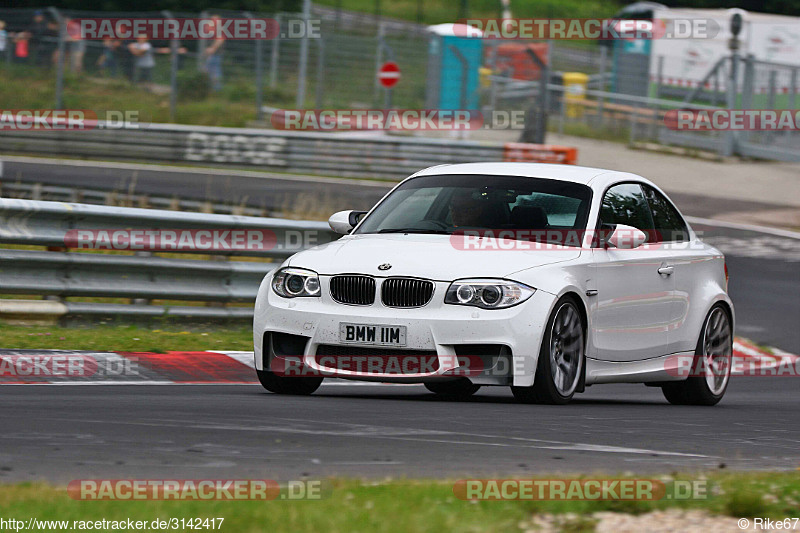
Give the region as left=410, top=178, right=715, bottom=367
left=444, top=279, right=535, bottom=309
left=271, top=267, right=321, bottom=298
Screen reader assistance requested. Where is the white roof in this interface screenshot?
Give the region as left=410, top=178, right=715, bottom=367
left=411, top=162, right=662, bottom=193
left=413, top=162, right=627, bottom=185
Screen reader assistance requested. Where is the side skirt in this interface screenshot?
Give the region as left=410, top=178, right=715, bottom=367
left=584, top=352, right=694, bottom=385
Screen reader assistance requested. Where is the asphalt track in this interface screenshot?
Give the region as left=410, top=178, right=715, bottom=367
left=1, top=378, right=798, bottom=483
left=1, top=156, right=798, bottom=483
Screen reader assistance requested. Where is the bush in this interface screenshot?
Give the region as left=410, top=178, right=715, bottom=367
left=177, top=71, right=210, bottom=102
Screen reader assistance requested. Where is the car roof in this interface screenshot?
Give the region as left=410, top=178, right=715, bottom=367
left=411, top=162, right=653, bottom=190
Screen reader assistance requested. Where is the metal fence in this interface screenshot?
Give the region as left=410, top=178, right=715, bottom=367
left=2, top=6, right=798, bottom=162
left=487, top=52, right=800, bottom=162
left=0, top=5, right=431, bottom=119
left=0, top=197, right=337, bottom=320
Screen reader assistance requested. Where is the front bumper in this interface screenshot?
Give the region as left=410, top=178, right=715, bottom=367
left=253, top=275, right=557, bottom=387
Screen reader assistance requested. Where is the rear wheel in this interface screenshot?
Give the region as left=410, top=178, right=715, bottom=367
left=256, top=369, right=323, bottom=395
left=512, top=296, right=584, bottom=405
left=662, top=304, right=732, bottom=406
left=425, top=379, right=480, bottom=399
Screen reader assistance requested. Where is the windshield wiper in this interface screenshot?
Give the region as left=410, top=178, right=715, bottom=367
left=377, top=228, right=450, bottom=234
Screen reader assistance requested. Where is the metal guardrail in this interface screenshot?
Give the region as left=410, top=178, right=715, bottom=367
left=0, top=123, right=515, bottom=180
left=0, top=198, right=338, bottom=320
left=0, top=181, right=272, bottom=217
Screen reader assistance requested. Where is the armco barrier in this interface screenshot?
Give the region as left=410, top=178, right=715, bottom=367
left=0, top=198, right=338, bottom=320
left=0, top=122, right=577, bottom=179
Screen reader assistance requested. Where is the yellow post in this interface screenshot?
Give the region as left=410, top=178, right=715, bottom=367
left=562, top=72, right=589, bottom=118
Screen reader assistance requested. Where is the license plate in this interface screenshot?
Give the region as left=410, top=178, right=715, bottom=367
left=339, top=323, right=407, bottom=346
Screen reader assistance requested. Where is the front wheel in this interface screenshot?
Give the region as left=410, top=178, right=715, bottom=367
left=662, top=304, right=732, bottom=406
left=256, top=369, right=323, bottom=395
left=512, top=296, right=585, bottom=405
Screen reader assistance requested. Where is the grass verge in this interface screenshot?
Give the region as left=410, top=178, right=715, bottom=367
left=1, top=473, right=799, bottom=533
left=0, top=324, right=253, bottom=352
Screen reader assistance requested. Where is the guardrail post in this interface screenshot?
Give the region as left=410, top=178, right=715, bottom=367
left=654, top=56, right=663, bottom=100
left=198, top=11, right=209, bottom=72
left=269, top=13, right=281, bottom=89
left=373, top=21, right=385, bottom=103
left=519, top=46, right=549, bottom=144
left=629, top=103, right=638, bottom=146
left=723, top=53, right=739, bottom=158
left=596, top=45, right=607, bottom=125
left=162, top=11, right=179, bottom=123
left=296, top=0, right=311, bottom=108
left=447, top=44, right=469, bottom=110
left=48, top=7, right=65, bottom=110
left=767, top=70, right=777, bottom=110
left=246, top=12, right=264, bottom=121
left=315, top=36, right=325, bottom=108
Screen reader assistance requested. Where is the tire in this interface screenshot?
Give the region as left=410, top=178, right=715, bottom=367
left=662, top=304, right=732, bottom=406
left=512, top=296, right=585, bottom=405
left=256, top=369, right=323, bottom=395
left=424, top=379, right=480, bottom=399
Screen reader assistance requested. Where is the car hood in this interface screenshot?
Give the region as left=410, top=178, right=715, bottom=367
left=287, top=234, right=582, bottom=280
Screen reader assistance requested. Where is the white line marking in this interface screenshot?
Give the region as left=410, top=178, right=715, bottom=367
left=686, top=216, right=800, bottom=240
left=46, top=416, right=710, bottom=458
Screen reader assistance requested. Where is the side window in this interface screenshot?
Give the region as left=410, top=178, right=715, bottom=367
left=600, top=183, right=654, bottom=237
left=642, top=185, right=689, bottom=242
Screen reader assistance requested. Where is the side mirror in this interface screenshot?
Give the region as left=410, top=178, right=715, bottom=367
left=606, top=224, right=647, bottom=249
left=328, top=210, right=367, bottom=234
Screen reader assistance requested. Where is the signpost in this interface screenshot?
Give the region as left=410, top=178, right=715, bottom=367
left=378, top=61, right=401, bottom=109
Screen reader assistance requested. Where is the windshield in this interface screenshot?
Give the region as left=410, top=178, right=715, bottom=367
left=354, top=174, right=593, bottom=245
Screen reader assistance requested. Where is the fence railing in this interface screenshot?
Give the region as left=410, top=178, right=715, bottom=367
left=0, top=197, right=338, bottom=320
left=487, top=54, right=800, bottom=162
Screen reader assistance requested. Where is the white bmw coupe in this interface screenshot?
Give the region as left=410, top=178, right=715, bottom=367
left=253, top=163, right=734, bottom=405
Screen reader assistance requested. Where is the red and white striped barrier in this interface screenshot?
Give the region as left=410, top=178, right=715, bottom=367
left=0, top=339, right=795, bottom=384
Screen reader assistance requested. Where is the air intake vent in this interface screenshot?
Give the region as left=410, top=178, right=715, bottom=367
left=381, top=278, right=435, bottom=308
left=329, top=275, right=375, bottom=305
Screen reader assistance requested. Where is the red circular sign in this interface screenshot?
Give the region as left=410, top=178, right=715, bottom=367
left=378, top=61, right=401, bottom=88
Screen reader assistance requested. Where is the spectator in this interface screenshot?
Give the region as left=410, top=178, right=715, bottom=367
left=29, top=10, right=56, bottom=67
left=127, top=34, right=186, bottom=88
left=0, top=21, right=7, bottom=58
left=128, top=34, right=156, bottom=86
left=66, top=18, right=86, bottom=74
left=97, top=38, right=121, bottom=76
left=202, top=15, right=225, bottom=92
left=13, top=29, right=30, bottom=63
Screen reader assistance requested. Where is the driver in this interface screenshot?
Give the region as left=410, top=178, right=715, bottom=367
left=449, top=188, right=497, bottom=228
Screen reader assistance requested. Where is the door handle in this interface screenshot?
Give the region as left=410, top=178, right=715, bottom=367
left=658, top=265, right=674, bottom=276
